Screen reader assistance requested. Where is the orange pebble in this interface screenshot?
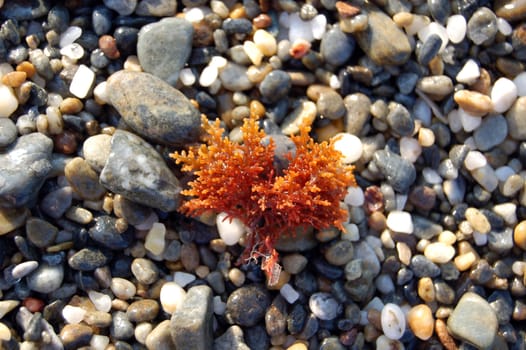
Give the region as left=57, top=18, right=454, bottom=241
left=99, top=35, right=120, bottom=59
left=230, top=4, right=246, bottom=19
left=289, top=39, right=311, bottom=59
left=16, top=61, right=36, bottom=78
left=407, top=304, right=434, bottom=340
left=249, top=100, right=265, bottom=118
left=514, top=220, right=526, bottom=250
left=2, top=71, right=27, bottom=87
left=23, top=297, right=45, bottom=313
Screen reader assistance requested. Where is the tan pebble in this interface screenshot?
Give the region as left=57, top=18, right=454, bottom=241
left=246, top=63, right=273, bottom=83
left=454, top=90, right=493, bottom=116
left=470, top=67, right=491, bottom=95
left=393, top=12, right=414, bottom=27
left=336, top=1, right=361, bottom=17
left=428, top=55, right=444, bottom=75
left=16, top=61, right=36, bottom=78
left=514, top=220, right=526, bottom=250
left=254, top=29, right=277, bottom=56
left=124, top=55, right=143, bottom=72
left=418, top=127, right=435, bottom=147
left=59, top=97, right=83, bottom=114
left=435, top=318, right=458, bottom=350
left=407, top=304, right=434, bottom=340
left=250, top=100, right=265, bottom=118
left=46, top=241, right=74, bottom=253
left=306, top=84, right=334, bottom=101
left=418, top=277, right=435, bottom=302
left=454, top=252, right=476, bottom=271
left=368, top=211, right=386, bottom=231
left=228, top=267, right=245, bottom=287
left=0, top=322, right=11, bottom=341
left=438, top=230, right=456, bottom=245
left=2, top=71, right=26, bottom=87
left=209, top=238, right=227, bottom=253
left=315, top=120, right=343, bottom=142
left=465, top=207, right=491, bottom=233
left=229, top=4, right=246, bottom=18
left=286, top=342, right=308, bottom=350
left=424, top=242, right=455, bottom=264
left=396, top=242, right=412, bottom=265
left=195, top=265, right=210, bottom=279
left=0, top=207, right=29, bottom=236
left=281, top=100, right=316, bottom=135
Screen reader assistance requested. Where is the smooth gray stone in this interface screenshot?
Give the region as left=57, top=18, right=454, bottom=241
left=171, top=285, right=213, bottom=350
left=373, top=150, right=416, bottom=193
left=0, top=118, right=17, bottom=148
left=0, top=133, right=53, bottom=208
left=473, top=114, right=508, bottom=151
left=26, top=263, right=64, bottom=293
left=100, top=130, right=182, bottom=212
left=137, top=17, right=193, bottom=85
left=214, top=326, right=251, bottom=350
left=107, top=70, right=201, bottom=146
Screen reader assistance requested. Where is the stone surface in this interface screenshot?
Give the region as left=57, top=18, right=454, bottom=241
left=225, top=284, right=271, bottom=327
left=214, top=325, right=251, bottom=350
left=373, top=150, right=416, bottom=193
left=170, top=285, right=213, bottom=350
left=137, top=17, right=193, bottom=85
left=106, top=70, right=201, bottom=146
left=100, top=130, right=182, bottom=212
left=0, top=133, right=53, bottom=208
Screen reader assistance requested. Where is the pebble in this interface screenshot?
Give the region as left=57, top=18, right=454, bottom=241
left=447, top=292, right=498, bottom=349
left=506, top=96, right=526, bottom=140
left=259, top=70, right=291, bottom=103
left=373, top=150, right=416, bottom=193
left=225, top=285, right=270, bottom=327
left=68, top=247, right=109, bottom=271
left=144, top=222, right=166, bottom=255
left=59, top=323, right=93, bottom=349
left=216, top=212, right=245, bottom=245
left=99, top=130, right=182, bottom=212
left=110, top=311, right=134, bottom=340
left=320, top=27, right=354, bottom=66
left=467, top=7, right=498, bottom=45
left=145, top=320, right=174, bottom=349
left=111, top=277, right=136, bottom=300
left=381, top=303, right=405, bottom=340
left=386, top=102, right=414, bottom=137
left=69, top=64, right=95, bottom=99
left=131, top=258, right=159, bottom=285
left=309, top=292, right=340, bottom=320
left=424, top=242, right=455, bottom=263
left=332, top=133, right=363, bottom=164
left=491, top=77, right=518, bottom=113
left=26, top=263, right=64, bottom=293
left=473, top=115, right=508, bottom=151
left=456, top=58, right=480, bottom=84
left=465, top=207, right=491, bottom=234
left=214, top=325, right=250, bottom=350
left=88, top=290, right=112, bottom=312
left=514, top=220, right=526, bottom=250
left=88, top=215, right=132, bottom=250
left=386, top=210, right=413, bottom=234
left=219, top=62, right=254, bottom=91
left=160, top=281, right=186, bottom=314
left=171, top=285, right=213, bottom=350
left=106, top=71, right=201, bottom=146
left=65, top=157, right=106, bottom=200
left=407, top=304, right=434, bottom=340
left=127, top=299, right=159, bottom=322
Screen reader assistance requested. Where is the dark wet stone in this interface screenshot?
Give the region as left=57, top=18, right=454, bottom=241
left=137, top=18, right=193, bottom=85
left=467, top=7, right=498, bottom=45
left=320, top=27, right=354, bottom=66
left=222, top=18, right=253, bottom=35
left=386, top=101, right=414, bottom=136
left=412, top=215, right=443, bottom=240
left=428, top=0, right=451, bottom=23
left=418, top=34, right=443, bottom=66
left=410, top=255, right=441, bottom=278
left=25, top=217, right=58, bottom=248
left=0, top=133, right=53, bottom=209
left=489, top=290, right=514, bottom=325
left=244, top=325, right=270, bottom=350
left=88, top=215, right=133, bottom=250
left=68, top=247, right=110, bottom=271
left=434, top=279, right=455, bottom=304
left=106, top=71, right=201, bottom=146
left=113, top=26, right=139, bottom=57
left=47, top=5, right=69, bottom=33
left=373, top=150, right=416, bottom=193
left=1, top=0, right=50, bottom=20
left=99, top=130, right=182, bottom=212
left=225, top=284, right=271, bottom=327
left=473, top=114, right=508, bottom=151
left=265, top=296, right=287, bottom=336
left=171, top=285, right=213, bottom=350
left=298, top=313, right=320, bottom=340
left=259, top=70, right=291, bottom=103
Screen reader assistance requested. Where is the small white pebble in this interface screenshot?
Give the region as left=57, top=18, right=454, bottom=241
left=400, top=137, right=422, bottom=163
left=456, top=59, right=480, bottom=85
left=512, top=261, right=526, bottom=276
left=69, top=64, right=95, bottom=99
left=493, top=202, right=517, bottom=225
left=253, top=29, right=277, bottom=56
left=216, top=212, right=246, bottom=245
left=497, top=17, right=513, bottom=36
left=513, top=71, right=526, bottom=96
left=179, top=68, right=196, bottom=86
left=329, top=74, right=341, bottom=89
left=134, top=323, right=152, bottom=345
left=243, top=41, right=264, bottom=66
left=458, top=108, right=482, bottom=132
left=62, top=305, right=86, bottom=324
left=332, top=133, right=363, bottom=164
left=381, top=303, right=406, bottom=340
left=464, top=151, right=487, bottom=170
left=173, top=271, right=196, bottom=287
left=491, top=77, right=518, bottom=113
left=311, top=14, right=327, bottom=40
left=280, top=283, right=300, bottom=304
left=446, top=15, right=467, bottom=44
left=144, top=222, right=166, bottom=255
left=60, top=26, right=82, bottom=48
left=183, top=6, right=206, bottom=22
left=88, top=290, right=112, bottom=312
left=0, top=84, right=19, bottom=118
left=344, top=186, right=364, bottom=206
left=199, top=65, right=218, bottom=87
left=60, top=43, right=85, bottom=61
left=424, top=242, right=455, bottom=263
left=160, top=282, right=186, bottom=314
left=209, top=56, right=227, bottom=69
left=90, top=334, right=110, bottom=350
left=405, top=15, right=430, bottom=36
left=386, top=210, right=413, bottom=234
left=111, top=277, right=136, bottom=300
left=93, top=81, right=109, bottom=104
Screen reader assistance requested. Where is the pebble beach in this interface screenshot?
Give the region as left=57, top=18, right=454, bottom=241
left=0, top=0, right=526, bottom=349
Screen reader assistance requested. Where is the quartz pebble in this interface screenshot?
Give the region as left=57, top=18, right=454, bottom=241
left=69, top=64, right=95, bottom=99
left=386, top=211, right=413, bottom=234
left=216, top=212, right=246, bottom=245
left=381, top=303, right=405, bottom=340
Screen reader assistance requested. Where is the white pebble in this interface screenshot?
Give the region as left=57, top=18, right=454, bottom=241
left=386, top=210, right=413, bottom=234
left=199, top=65, right=218, bottom=87
left=288, top=12, right=314, bottom=43
left=0, top=63, right=13, bottom=79
left=446, top=15, right=467, bottom=44
left=400, top=137, right=422, bottom=163
left=160, top=282, right=186, bottom=314
left=216, top=212, right=246, bottom=246
left=144, top=222, right=166, bottom=255
left=69, top=64, right=95, bottom=99
left=495, top=165, right=515, bottom=181
left=422, top=168, right=443, bottom=184
left=111, top=278, right=136, bottom=300
left=90, top=334, right=110, bottom=350
left=243, top=41, right=263, bottom=66
left=213, top=295, right=226, bottom=315
left=280, top=283, right=300, bottom=304
left=183, top=6, right=206, bottom=22
left=456, top=59, right=480, bottom=85
left=493, top=202, right=517, bottom=225
left=253, top=30, right=277, bottom=56
left=60, top=43, right=84, bottom=61
left=424, top=242, right=455, bottom=263
left=473, top=231, right=488, bottom=245
left=179, top=68, right=196, bottom=86
left=332, top=133, right=363, bottom=164
left=0, top=85, right=19, bottom=118
left=458, top=108, right=482, bottom=132
left=418, top=22, right=449, bottom=52
left=134, top=323, right=152, bottom=345
left=497, top=17, right=513, bottom=36
left=60, top=26, right=82, bottom=48
left=512, top=261, right=526, bottom=276
left=513, top=72, right=526, bottom=96
left=329, top=74, right=341, bottom=89
left=62, top=305, right=86, bottom=324
left=491, top=77, right=518, bottom=113
left=93, top=81, right=109, bottom=104
left=209, top=56, right=228, bottom=69
left=344, top=186, right=364, bottom=206
left=405, top=15, right=430, bottom=36
left=88, top=290, right=112, bottom=312
left=464, top=151, right=487, bottom=170
left=311, top=14, right=327, bottom=40
left=173, top=271, right=196, bottom=287
left=381, top=303, right=406, bottom=340
left=0, top=322, right=10, bottom=341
